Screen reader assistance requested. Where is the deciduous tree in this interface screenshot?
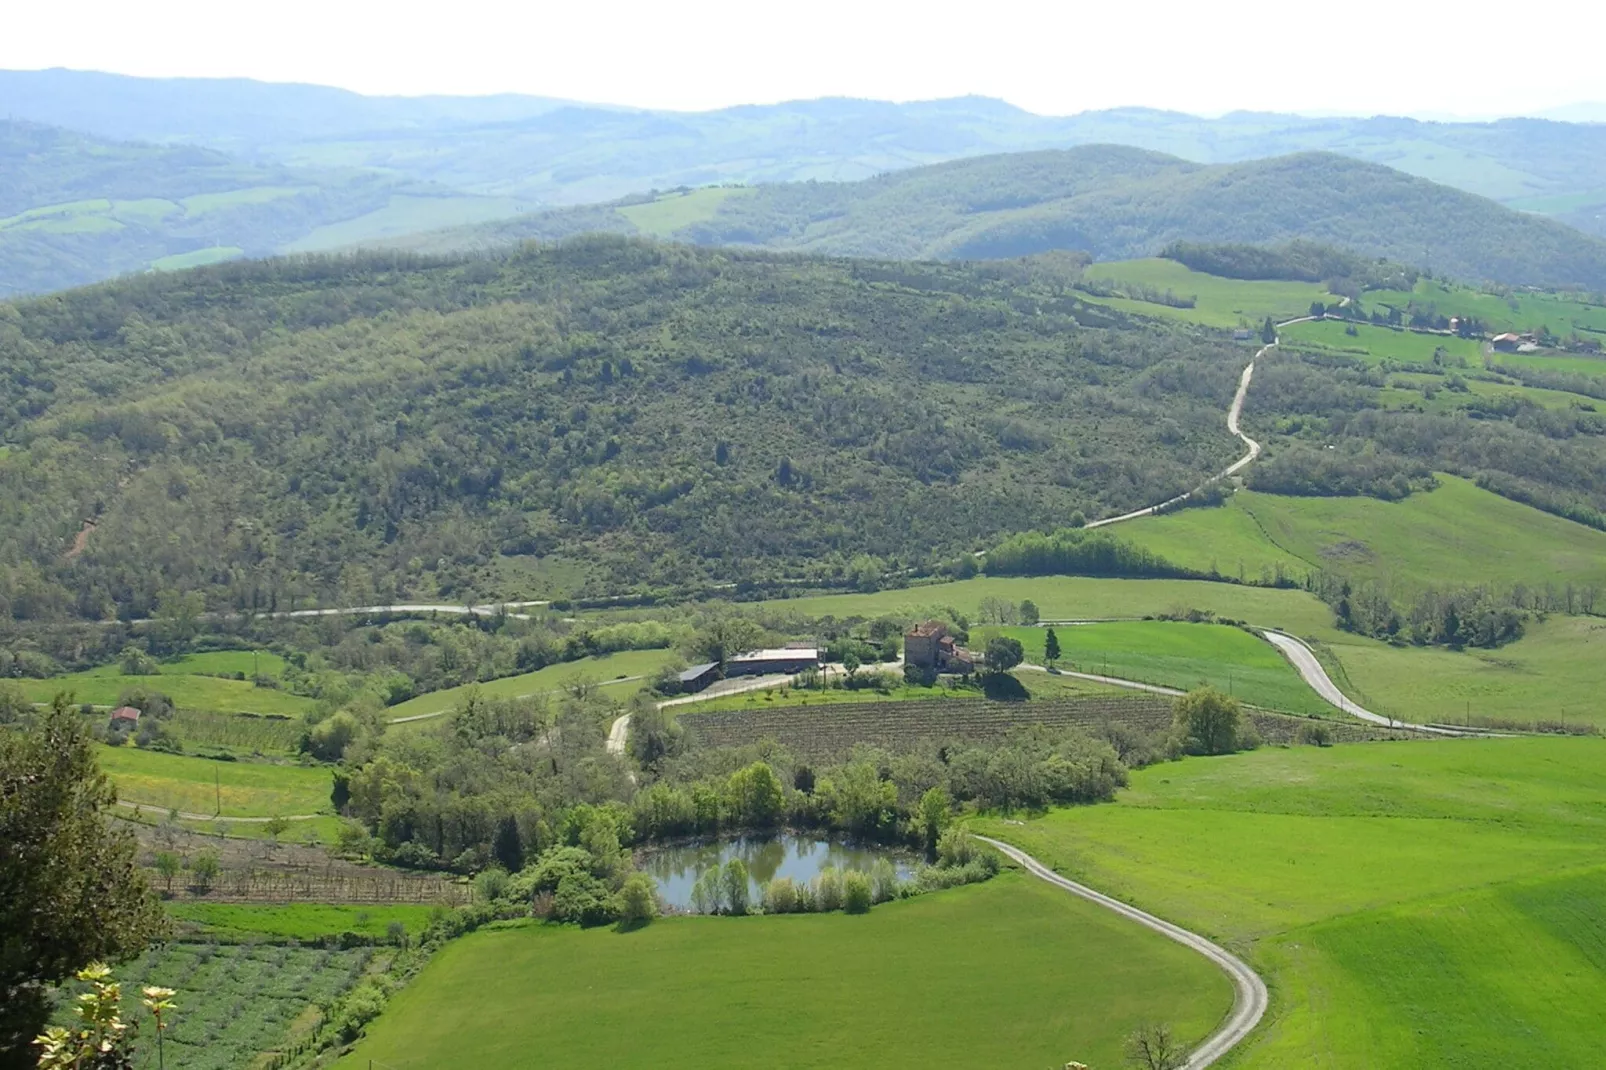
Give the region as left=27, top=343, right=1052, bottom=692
left=1, top=700, right=166, bottom=1064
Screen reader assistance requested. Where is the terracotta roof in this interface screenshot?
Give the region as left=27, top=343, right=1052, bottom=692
left=110, top=706, right=141, bottom=721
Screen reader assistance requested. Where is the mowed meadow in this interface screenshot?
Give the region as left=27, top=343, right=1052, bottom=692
left=976, top=737, right=1606, bottom=1069
left=333, top=873, right=1233, bottom=1070
left=1117, top=475, right=1606, bottom=595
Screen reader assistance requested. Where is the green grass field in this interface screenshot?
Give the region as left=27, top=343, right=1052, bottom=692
left=1279, top=318, right=1487, bottom=366
left=285, top=193, right=529, bottom=253
left=97, top=745, right=334, bottom=817
left=754, top=575, right=1338, bottom=636
left=1377, top=370, right=1598, bottom=414
left=168, top=902, right=440, bottom=940
left=335, top=872, right=1232, bottom=1070
left=973, top=621, right=1322, bottom=713
left=1320, top=614, right=1606, bottom=729
left=385, top=648, right=675, bottom=721
left=150, top=245, right=244, bottom=270
left=1119, top=475, right=1606, bottom=595
left=617, top=187, right=747, bottom=236
left=1080, top=259, right=1330, bottom=329
left=1365, top=279, right=1606, bottom=338
left=975, top=737, right=1606, bottom=1068
left=19, top=650, right=314, bottom=716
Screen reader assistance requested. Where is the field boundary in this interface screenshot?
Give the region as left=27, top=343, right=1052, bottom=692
left=978, top=837, right=1267, bottom=1070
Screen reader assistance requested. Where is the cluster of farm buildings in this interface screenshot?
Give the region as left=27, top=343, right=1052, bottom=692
left=674, top=620, right=976, bottom=694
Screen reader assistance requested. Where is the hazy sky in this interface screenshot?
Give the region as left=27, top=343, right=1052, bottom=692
left=4, top=0, right=1603, bottom=118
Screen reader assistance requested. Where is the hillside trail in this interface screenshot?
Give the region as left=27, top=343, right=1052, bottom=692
left=1085, top=316, right=1317, bottom=531
left=977, top=836, right=1268, bottom=1070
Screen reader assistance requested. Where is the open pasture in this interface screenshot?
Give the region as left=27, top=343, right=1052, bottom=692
left=753, top=575, right=1339, bottom=637
left=1365, top=279, right=1606, bottom=338
left=97, top=744, right=334, bottom=818
left=617, top=186, right=748, bottom=236
left=18, top=650, right=313, bottom=716
left=168, top=902, right=440, bottom=941
left=334, top=872, right=1232, bottom=1070
left=976, top=736, right=1606, bottom=1068
left=1320, top=614, right=1606, bottom=730
left=974, top=620, right=1321, bottom=713
left=1279, top=318, right=1485, bottom=365
left=385, top=648, right=674, bottom=721
left=1080, top=258, right=1329, bottom=329
left=1118, top=475, right=1606, bottom=595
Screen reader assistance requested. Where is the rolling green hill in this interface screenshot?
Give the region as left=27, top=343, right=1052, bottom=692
left=0, top=119, right=531, bottom=297
left=397, top=148, right=1606, bottom=290
left=8, top=70, right=1606, bottom=230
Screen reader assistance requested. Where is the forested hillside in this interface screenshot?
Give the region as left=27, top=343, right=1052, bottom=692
left=0, top=238, right=1250, bottom=621
left=398, top=148, right=1606, bottom=290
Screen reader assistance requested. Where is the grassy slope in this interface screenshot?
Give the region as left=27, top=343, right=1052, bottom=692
left=335, top=873, right=1232, bottom=1070
left=1325, top=614, right=1606, bottom=728
left=617, top=187, right=746, bottom=236
left=1279, top=318, right=1487, bottom=365
left=1118, top=475, right=1606, bottom=594
left=754, top=576, right=1339, bottom=636
left=974, top=621, right=1322, bottom=713
left=1367, top=279, right=1606, bottom=337
left=384, top=648, right=675, bottom=721
left=18, top=654, right=314, bottom=715
left=1081, top=258, right=1330, bottom=329
left=97, top=744, right=333, bottom=817
left=976, top=738, right=1606, bottom=1068
left=168, top=902, right=440, bottom=940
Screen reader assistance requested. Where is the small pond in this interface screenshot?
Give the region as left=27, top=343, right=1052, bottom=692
left=641, top=833, right=917, bottom=910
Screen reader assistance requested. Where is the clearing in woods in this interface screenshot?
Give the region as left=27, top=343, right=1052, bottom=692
left=333, top=872, right=1232, bottom=1070
left=975, top=737, right=1606, bottom=1069
left=1077, top=258, right=1331, bottom=328
left=617, top=187, right=749, bottom=236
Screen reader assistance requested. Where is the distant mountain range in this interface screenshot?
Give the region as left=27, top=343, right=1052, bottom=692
left=2, top=68, right=1606, bottom=294
left=390, top=147, right=1606, bottom=291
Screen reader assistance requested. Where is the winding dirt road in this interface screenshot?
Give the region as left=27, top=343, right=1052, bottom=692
left=978, top=836, right=1268, bottom=1070
left=1085, top=318, right=1316, bottom=531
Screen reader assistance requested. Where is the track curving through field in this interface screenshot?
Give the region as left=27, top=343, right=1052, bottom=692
left=977, top=836, right=1268, bottom=1070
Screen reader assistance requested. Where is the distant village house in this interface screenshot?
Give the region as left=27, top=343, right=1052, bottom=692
left=108, top=706, right=141, bottom=731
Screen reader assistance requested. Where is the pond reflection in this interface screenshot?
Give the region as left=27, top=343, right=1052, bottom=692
left=641, top=834, right=916, bottom=910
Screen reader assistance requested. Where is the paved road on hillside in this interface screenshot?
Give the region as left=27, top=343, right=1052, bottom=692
left=1085, top=318, right=1316, bottom=531
left=1261, top=631, right=1479, bottom=736
left=978, top=837, right=1268, bottom=1069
